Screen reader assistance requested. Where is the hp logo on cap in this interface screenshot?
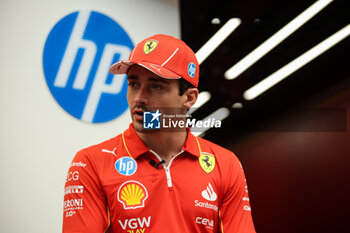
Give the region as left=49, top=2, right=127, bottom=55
left=188, top=62, right=196, bottom=78
left=43, top=10, right=134, bottom=123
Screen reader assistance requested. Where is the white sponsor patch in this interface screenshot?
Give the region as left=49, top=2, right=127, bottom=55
left=118, top=216, right=151, bottom=231
left=63, top=198, right=83, bottom=218
left=64, top=198, right=83, bottom=212
left=102, top=147, right=117, bottom=157
left=66, top=171, right=79, bottom=182
left=64, top=185, right=84, bottom=195
left=201, top=182, right=217, bottom=201
left=196, top=217, right=214, bottom=230
left=194, top=200, right=218, bottom=212
left=70, top=161, right=87, bottom=168
left=244, top=205, right=252, bottom=211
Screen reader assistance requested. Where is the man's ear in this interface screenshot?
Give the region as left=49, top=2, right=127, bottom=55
left=182, top=88, right=199, bottom=110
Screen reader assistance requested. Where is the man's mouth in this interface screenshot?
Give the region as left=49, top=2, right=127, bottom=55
left=132, top=108, right=145, bottom=121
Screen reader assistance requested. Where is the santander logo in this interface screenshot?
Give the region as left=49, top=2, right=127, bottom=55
left=201, top=182, right=217, bottom=202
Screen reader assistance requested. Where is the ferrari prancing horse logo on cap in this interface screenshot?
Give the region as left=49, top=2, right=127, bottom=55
left=199, top=152, right=216, bottom=173
left=144, top=40, right=158, bottom=54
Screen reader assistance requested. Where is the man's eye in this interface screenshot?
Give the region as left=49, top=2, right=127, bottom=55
left=128, top=82, right=138, bottom=87
left=152, top=84, right=163, bottom=90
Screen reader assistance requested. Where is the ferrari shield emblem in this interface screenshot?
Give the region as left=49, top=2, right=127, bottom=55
left=199, top=153, right=215, bottom=173
left=144, top=40, right=158, bottom=54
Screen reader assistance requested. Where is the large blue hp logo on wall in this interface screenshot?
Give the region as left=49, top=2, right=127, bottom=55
left=43, top=10, right=133, bottom=123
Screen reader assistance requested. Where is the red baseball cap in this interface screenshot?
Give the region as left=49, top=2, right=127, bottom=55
left=109, top=34, right=199, bottom=87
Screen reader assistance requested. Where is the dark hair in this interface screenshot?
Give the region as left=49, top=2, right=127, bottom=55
left=178, top=78, right=195, bottom=96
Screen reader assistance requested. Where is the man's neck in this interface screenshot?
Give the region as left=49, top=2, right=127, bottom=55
left=136, top=129, right=187, bottom=165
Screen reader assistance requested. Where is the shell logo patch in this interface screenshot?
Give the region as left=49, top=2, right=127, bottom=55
left=144, top=40, right=158, bottom=54
left=117, top=180, right=148, bottom=209
left=199, top=152, right=215, bottom=173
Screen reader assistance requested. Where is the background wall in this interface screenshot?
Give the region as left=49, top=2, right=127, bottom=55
left=232, top=82, right=350, bottom=233
left=0, top=0, right=180, bottom=232
left=180, top=0, right=349, bottom=232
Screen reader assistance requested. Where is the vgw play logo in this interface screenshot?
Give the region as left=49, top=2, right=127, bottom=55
left=43, top=10, right=133, bottom=123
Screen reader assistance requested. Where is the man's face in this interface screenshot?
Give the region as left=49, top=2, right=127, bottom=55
left=126, top=65, right=185, bottom=131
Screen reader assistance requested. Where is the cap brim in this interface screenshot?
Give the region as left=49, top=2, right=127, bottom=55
left=109, top=61, right=181, bottom=79
left=109, top=61, right=133, bottom=74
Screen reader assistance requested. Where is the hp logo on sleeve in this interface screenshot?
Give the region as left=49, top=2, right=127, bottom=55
left=43, top=10, right=134, bottom=123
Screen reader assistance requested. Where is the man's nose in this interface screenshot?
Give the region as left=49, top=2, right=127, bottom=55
left=134, top=86, right=149, bottom=105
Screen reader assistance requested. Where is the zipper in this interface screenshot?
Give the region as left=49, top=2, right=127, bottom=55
left=149, top=150, right=184, bottom=187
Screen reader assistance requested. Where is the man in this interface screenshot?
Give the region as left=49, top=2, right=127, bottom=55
left=63, top=34, right=256, bottom=233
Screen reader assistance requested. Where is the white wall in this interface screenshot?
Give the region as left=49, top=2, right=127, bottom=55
left=0, top=0, right=180, bottom=232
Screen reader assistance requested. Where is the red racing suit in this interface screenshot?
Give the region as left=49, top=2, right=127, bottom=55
left=63, top=124, right=256, bottom=233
